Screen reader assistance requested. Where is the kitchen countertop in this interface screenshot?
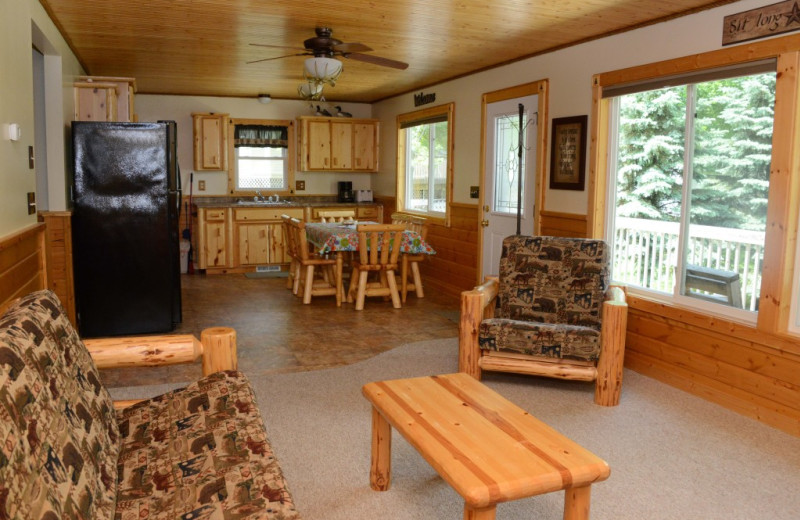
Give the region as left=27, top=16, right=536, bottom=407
left=192, top=196, right=380, bottom=209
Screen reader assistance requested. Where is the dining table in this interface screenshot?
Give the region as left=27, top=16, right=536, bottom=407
left=304, top=221, right=436, bottom=304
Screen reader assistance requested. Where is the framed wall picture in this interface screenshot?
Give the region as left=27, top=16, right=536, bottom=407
left=549, top=115, right=588, bottom=191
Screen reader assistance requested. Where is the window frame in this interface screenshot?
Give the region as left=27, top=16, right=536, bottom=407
left=396, top=103, right=455, bottom=226
left=589, top=42, right=800, bottom=337
left=226, top=118, right=295, bottom=197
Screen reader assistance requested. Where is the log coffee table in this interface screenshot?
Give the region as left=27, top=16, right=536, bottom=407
left=362, top=373, right=610, bottom=519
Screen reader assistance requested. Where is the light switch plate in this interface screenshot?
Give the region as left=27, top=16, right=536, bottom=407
left=198, top=180, right=206, bottom=191
left=296, top=180, right=306, bottom=191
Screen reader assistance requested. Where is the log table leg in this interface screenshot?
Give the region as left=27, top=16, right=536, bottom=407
left=563, top=484, right=592, bottom=520
left=464, top=504, right=497, bottom=520
left=369, top=406, right=392, bottom=491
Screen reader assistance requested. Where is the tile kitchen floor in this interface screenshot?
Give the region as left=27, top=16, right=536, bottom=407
left=98, top=272, right=460, bottom=388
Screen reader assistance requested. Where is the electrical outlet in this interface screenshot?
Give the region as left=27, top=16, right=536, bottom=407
left=198, top=180, right=206, bottom=191
left=296, top=180, right=306, bottom=191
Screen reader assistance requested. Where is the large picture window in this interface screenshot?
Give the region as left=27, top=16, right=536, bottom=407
left=396, top=103, right=454, bottom=222
left=606, top=62, right=776, bottom=319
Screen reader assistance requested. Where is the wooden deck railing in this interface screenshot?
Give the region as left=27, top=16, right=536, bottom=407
left=613, top=217, right=764, bottom=310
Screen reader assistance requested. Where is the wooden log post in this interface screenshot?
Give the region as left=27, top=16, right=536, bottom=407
left=458, top=278, right=498, bottom=379
left=85, top=334, right=203, bottom=369
left=201, top=326, right=237, bottom=375
left=594, top=286, right=628, bottom=406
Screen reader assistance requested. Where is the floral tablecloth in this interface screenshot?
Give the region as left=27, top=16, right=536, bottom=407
left=305, top=222, right=437, bottom=255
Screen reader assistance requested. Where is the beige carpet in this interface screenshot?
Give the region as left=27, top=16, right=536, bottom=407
left=111, top=338, right=800, bottom=519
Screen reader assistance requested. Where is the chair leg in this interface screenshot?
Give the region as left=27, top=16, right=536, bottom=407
left=401, top=255, right=409, bottom=303
left=286, top=259, right=295, bottom=290
left=386, top=269, right=402, bottom=308
left=348, top=267, right=359, bottom=303
left=355, top=270, right=369, bottom=310
left=458, top=290, right=484, bottom=380
left=410, top=260, right=424, bottom=298
left=303, top=265, right=315, bottom=304
left=335, top=254, right=343, bottom=307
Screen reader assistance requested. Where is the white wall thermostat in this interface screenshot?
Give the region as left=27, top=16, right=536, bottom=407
left=3, top=123, right=21, bottom=141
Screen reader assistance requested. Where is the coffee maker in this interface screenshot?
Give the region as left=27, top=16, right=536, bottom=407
left=338, top=181, right=354, bottom=202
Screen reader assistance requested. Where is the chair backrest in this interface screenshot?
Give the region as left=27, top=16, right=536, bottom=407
left=496, top=235, right=609, bottom=331
left=356, top=224, right=406, bottom=269
left=391, top=212, right=428, bottom=240
left=281, top=214, right=299, bottom=260
left=318, top=210, right=355, bottom=223
left=289, top=217, right=313, bottom=261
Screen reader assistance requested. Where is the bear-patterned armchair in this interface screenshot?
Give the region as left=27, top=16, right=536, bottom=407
left=458, top=235, right=628, bottom=406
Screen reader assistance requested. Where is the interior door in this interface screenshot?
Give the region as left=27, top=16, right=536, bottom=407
left=481, top=95, right=538, bottom=278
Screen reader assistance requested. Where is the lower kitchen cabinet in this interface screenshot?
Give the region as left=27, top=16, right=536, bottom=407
left=234, top=207, right=303, bottom=268
left=197, top=208, right=232, bottom=269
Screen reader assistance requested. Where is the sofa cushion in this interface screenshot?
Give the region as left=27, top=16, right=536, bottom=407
left=479, top=318, right=601, bottom=361
left=115, top=370, right=301, bottom=519
left=0, top=290, right=119, bottom=520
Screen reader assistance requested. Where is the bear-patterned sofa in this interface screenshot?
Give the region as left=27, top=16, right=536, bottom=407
left=0, top=290, right=301, bottom=519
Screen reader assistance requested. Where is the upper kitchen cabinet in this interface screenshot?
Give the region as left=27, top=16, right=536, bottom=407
left=193, top=113, right=229, bottom=171
left=298, top=116, right=379, bottom=172
left=73, top=76, right=137, bottom=122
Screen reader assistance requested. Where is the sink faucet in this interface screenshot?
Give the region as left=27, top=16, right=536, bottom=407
left=254, top=190, right=265, bottom=202
left=269, top=194, right=280, bottom=203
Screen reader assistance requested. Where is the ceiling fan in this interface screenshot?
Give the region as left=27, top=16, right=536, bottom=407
left=248, top=27, right=408, bottom=70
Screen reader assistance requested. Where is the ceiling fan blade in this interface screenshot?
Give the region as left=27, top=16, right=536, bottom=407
left=250, top=43, right=306, bottom=51
left=345, top=52, right=409, bottom=70
left=246, top=52, right=308, bottom=65
left=334, top=42, right=372, bottom=53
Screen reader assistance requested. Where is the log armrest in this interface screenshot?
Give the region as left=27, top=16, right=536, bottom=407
left=84, top=327, right=238, bottom=377
left=458, top=277, right=499, bottom=378
left=595, top=284, right=629, bottom=406
left=84, top=327, right=237, bottom=410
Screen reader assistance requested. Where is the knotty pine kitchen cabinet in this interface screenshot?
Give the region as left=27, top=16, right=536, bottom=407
left=197, top=207, right=232, bottom=269
left=73, top=76, right=137, bottom=122
left=308, top=205, right=382, bottom=222
left=192, top=113, right=229, bottom=170
left=234, top=207, right=304, bottom=266
left=298, top=116, right=379, bottom=172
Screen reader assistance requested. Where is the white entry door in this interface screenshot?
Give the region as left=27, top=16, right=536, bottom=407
left=481, top=95, right=538, bottom=278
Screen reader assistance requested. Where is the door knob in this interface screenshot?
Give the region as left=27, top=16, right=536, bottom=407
left=480, top=219, right=489, bottom=227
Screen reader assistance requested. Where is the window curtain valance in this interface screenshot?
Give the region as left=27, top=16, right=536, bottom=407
left=234, top=125, right=288, bottom=148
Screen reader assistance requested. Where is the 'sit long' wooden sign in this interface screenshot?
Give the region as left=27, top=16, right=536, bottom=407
left=723, top=1, right=800, bottom=45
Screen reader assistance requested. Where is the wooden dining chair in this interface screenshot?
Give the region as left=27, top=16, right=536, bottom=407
left=318, top=210, right=355, bottom=223
left=348, top=224, right=406, bottom=310
left=391, top=212, right=429, bottom=302
left=290, top=218, right=342, bottom=306
left=280, top=214, right=302, bottom=294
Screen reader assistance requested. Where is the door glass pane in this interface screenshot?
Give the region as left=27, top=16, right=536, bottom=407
left=613, top=86, right=686, bottom=293
left=683, top=73, right=774, bottom=310
left=493, top=114, right=527, bottom=214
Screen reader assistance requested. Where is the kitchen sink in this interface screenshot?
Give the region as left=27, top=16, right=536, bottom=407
left=236, top=199, right=297, bottom=206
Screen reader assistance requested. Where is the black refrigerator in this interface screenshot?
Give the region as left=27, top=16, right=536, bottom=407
left=71, top=121, right=182, bottom=337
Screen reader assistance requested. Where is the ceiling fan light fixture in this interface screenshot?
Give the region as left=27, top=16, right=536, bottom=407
left=304, top=57, right=343, bottom=85
left=297, top=81, right=324, bottom=101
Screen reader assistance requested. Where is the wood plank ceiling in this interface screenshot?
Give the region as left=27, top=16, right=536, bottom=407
left=39, top=0, right=737, bottom=103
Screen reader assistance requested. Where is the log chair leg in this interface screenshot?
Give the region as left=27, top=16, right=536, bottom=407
left=401, top=255, right=409, bottom=303
left=303, top=265, right=315, bottom=304
left=564, top=485, right=592, bottom=520
left=458, top=292, right=483, bottom=380
left=387, top=269, right=402, bottom=308
left=201, top=327, right=237, bottom=375
left=355, top=270, right=369, bottom=310
left=369, top=406, right=392, bottom=491
left=411, top=260, right=424, bottom=298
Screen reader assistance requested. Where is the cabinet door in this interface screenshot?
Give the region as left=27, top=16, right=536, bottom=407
left=307, top=120, right=332, bottom=170
left=74, top=82, right=118, bottom=121
left=330, top=121, right=353, bottom=170
left=193, top=114, right=228, bottom=170
left=353, top=123, right=377, bottom=171
left=238, top=223, right=270, bottom=265
left=267, top=223, right=288, bottom=263
left=204, top=220, right=229, bottom=267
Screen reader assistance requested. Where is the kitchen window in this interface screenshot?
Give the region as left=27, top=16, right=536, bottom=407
left=604, top=61, right=776, bottom=321
left=396, top=103, right=454, bottom=223
left=228, top=119, right=295, bottom=195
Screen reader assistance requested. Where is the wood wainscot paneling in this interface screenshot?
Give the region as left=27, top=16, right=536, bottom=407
left=540, top=210, right=588, bottom=238
left=625, top=294, right=800, bottom=437
left=0, top=223, right=47, bottom=315
left=38, top=212, right=76, bottom=325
